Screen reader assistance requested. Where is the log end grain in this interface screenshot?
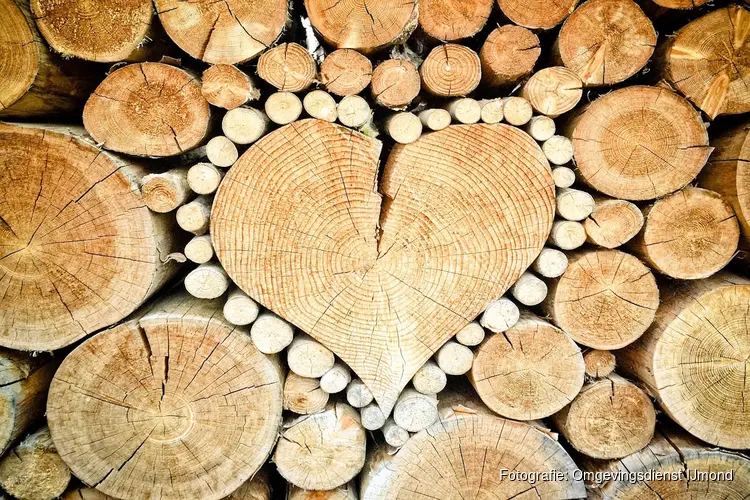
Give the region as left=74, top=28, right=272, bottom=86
left=418, top=0, right=494, bottom=41
left=582, top=349, right=616, bottom=378
left=521, top=66, right=583, bottom=118
left=480, top=25, right=540, bottom=87
left=258, top=43, right=317, bottom=92
left=321, top=49, right=373, bottom=96
left=371, top=59, right=421, bottom=109
left=202, top=65, right=260, bottom=110
left=421, top=44, right=481, bottom=97
left=0, top=426, right=70, bottom=500
left=283, top=372, right=330, bottom=415
left=0, top=0, right=40, bottom=111
left=496, top=0, right=579, bottom=30
left=584, top=198, right=644, bottom=248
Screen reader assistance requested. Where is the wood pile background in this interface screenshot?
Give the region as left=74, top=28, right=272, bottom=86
left=0, top=0, right=749, bottom=498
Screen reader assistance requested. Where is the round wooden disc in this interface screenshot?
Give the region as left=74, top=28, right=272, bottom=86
left=0, top=0, right=39, bottom=111
left=321, top=49, right=373, bottom=97
left=496, top=0, right=579, bottom=30
left=480, top=25, right=540, bottom=87
left=371, top=59, right=421, bottom=109
left=418, top=0, right=494, bottom=41
left=257, top=43, right=316, bottom=92
left=420, top=44, right=481, bottom=97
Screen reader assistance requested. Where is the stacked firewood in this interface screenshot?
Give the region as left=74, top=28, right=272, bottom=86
left=0, top=0, right=749, bottom=498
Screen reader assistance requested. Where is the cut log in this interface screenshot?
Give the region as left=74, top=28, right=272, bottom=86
left=628, top=187, right=739, bottom=279
left=392, top=389, right=438, bottom=432
left=551, top=374, right=655, bottom=459
left=556, top=0, right=656, bottom=86
left=184, top=234, right=214, bottom=264
left=525, top=115, right=556, bottom=141
left=0, top=0, right=100, bottom=118
left=384, top=112, right=423, bottom=144
left=274, top=402, right=366, bottom=490
left=257, top=43, right=317, bottom=92
left=360, top=403, right=386, bottom=431
left=510, top=271, right=548, bottom=306
left=207, top=136, right=239, bottom=167
left=62, top=489, right=111, bottom=500
left=617, top=272, right=750, bottom=448
left=225, top=468, right=271, bottom=500
left=656, top=6, right=750, bottom=119
left=0, top=426, right=70, bottom=500
left=435, top=340, right=474, bottom=376
left=320, top=49, right=372, bottom=97
left=543, top=135, right=574, bottom=165
left=479, top=297, right=520, bottom=333
left=360, top=390, right=585, bottom=499
left=141, top=168, right=191, bottom=213
left=304, top=0, right=417, bottom=52
left=223, top=107, right=269, bottom=145
left=418, top=0, right=493, bottom=41
left=202, top=64, right=260, bottom=110
left=154, top=0, right=287, bottom=63
left=382, top=419, right=410, bottom=447
left=371, top=59, right=421, bottom=109
left=184, top=262, right=230, bottom=299
left=699, top=119, right=750, bottom=247
left=421, top=44, right=481, bottom=97
left=549, top=220, right=587, bottom=250
left=583, top=426, right=750, bottom=499
left=303, top=90, right=339, bottom=122
left=223, top=288, right=260, bottom=326
left=188, top=163, right=224, bottom=195
left=337, top=95, right=371, bottom=128
left=478, top=98, right=504, bottom=124
left=46, top=293, right=284, bottom=500
left=445, top=97, right=481, bottom=124
left=532, top=247, right=569, bottom=278
left=250, top=311, right=294, bottom=354
left=265, top=91, right=303, bottom=125
left=418, top=109, right=451, bottom=131
left=176, top=196, right=213, bottom=235
left=411, top=360, right=447, bottom=395
left=455, top=322, right=485, bottom=347
left=521, top=67, right=583, bottom=118
left=496, top=0, right=579, bottom=30
left=584, top=196, right=644, bottom=249
left=480, top=25, right=540, bottom=87
left=469, top=313, right=585, bottom=420
left=568, top=85, right=711, bottom=200
left=582, top=349, right=616, bottom=378
left=287, top=333, right=335, bottom=378
left=556, top=187, right=595, bottom=221
left=211, top=120, right=555, bottom=413
left=544, top=249, right=659, bottom=350
left=552, top=166, right=576, bottom=188
left=501, top=96, right=533, bottom=126
left=288, top=483, right=357, bottom=500
left=320, top=362, right=352, bottom=394
left=84, top=63, right=211, bottom=157
left=346, top=379, right=374, bottom=408
left=650, top=0, right=708, bottom=8
left=284, top=372, right=329, bottom=415
left=0, top=123, right=184, bottom=351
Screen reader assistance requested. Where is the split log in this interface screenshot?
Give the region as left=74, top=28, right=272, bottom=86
left=520, top=67, right=583, bottom=118
left=584, top=196, right=644, bottom=249
left=304, top=0, right=418, bottom=53
left=46, top=293, right=284, bottom=500
left=141, top=168, right=191, bottom=213
left=525, top=115, right=556, bottom=142
left=346, top=379, right=374, bottom=408
left=303, top=90, right=338, bottom=122
left=551, top=374, right=655, bottom=459
left=418, top=108, right=451, bottom=130
left=583, top=426, right=750, bottom=499
left=370, top=59, right=421, bottom=109
left=274, top=402, right=366, bottom=490
left=543, top=135, right=574, bottom=165
left=257, top=43, right=317, bottom=92
left=251, top=311, right=294, bottom=354
left=556, top=0, right=656, bottom=86
left=582, top=349, right=616, bottom=378
left=284, top=372, right=329, bottom=415
left=435, top=340, right=474, bottom=375
left=418, top=0, right=493, bottom=41
left=455, top=322, right=485, bottom=347
left=549, top=220, right=587, bottom=250
left=0, top=0, right=100, bottom=118
left=320, top=362, right=352, bottom=394
left=420, top=44, right=481, bottom=97
left=176, top=196, right=212, bottom=235
left=617, top=272, right=750, bottom=448
left=469, top=313, right=585, bottom=420
left=84, top=62, right=211, bottom=157
left=478, top=98, right=504, bottom=124
left=699, top=119, right=750, bottom=247
left=411, top=360, right=447, bottom=395
left=265, top=92, right=303, bottom=125
left=552, top=166, right=576, bottom=188
left=568, top=85, right=711, bottom=200
left=223, top=288, right=260, bottom=326
left=287, top=333, right=335, bottom=378
left=480, top=25, right=541, bottom=88
left=532, top=247, right=569, bottom=278
left=184, top=262, right=230, bottom=299
left=0, top=426, right=70, bottom=500
left=0, top=123, right=184, bottom=351
left=501, top=96, right=533, bottom=126
left=382, top=419, right=410, bottom=448
left=225, top=469, right=271, bottom=500
left=188, top=163, right=224, bottom=195
left=337, top=95, right=371, bottom=128
left=360, top=403, right=386, bottom=431
left=207, top=136, right=239, bottom=167
left=479, top=297, right=520, bottom=333
left=154, top=0, right=287, bottom=63
left=184, top=234, right=214, bottom=264
left=656, top=5, right=750, bottom=119
left=392, top=389, right=438, bottom=432
left=202, top=64, right=260, bottom=110
left=288, top=483, right=357, bottom=500
left=384, top=112, right=423, bottom=144
left=496, top=0, right=579, bottom=30
left=320, top=49, right=373, bottom=97
left=544, top=249, right=659, bottom=349
left=359, top=390, right=586, bottom=499
left=628, top=187, right=739, bottom=279
left=222, top=107, right=269, bottom=145
left=510, top=271, right=548, bottom=306
left=445, top=97, right=481, bottom=124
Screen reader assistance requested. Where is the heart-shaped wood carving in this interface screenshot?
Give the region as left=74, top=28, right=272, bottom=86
left=212, top=119, right=554, bottom=413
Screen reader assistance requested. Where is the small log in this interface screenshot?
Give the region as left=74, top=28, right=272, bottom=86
left=0, top=426, right=70, bottom=500
left=532, top=247, right=569, bottom=279
left=435, top=340, right=474, bottom=375
left=384, top=112, right=423, bottom=144
left=543, top=135, right=574, bottom=165
left=510, top=271, right=548, bottom=306
left=584, top=196, right=644, bottom=249
left=501, top=96, right=533, bottom=126
left=478, top=98, right=504, bottom=124
left=202, top=64, right=260, bottom=110
left=274, top=403, right=366, bottom=490
left=479, top=296, right=520, bottom=333
left=556, top=0, right=656, bottom=86
left=552, top=166, right=576, bottom=188
left=445, top=97, right=481, bottom=124
left=525, top=115, right=556, bottom=142
left=83, top=62, right=211, bottom=157
left=418, top=108, right=451, bottom=131
left=320, top=362, right=351, bottom=394
left=251, top=311, right=295, bottom=354
left=480, top=25, right=540, bottom=87
left=656, top=6, right=750, bottom=119
left=303, top=90, right=338, bottom=123
left=582, top=349, right=616, bottom=378
left=521, top=66, right=583, bottom=118
left=223, top=288, right=260, bottom=326
left=141, top=168, right=191, bottom=213
left=549, top=220, right=587, bottom=250
left=207, top=136, right=239, bottom=167
left=225, top=468, right=271, bottom=500
left=62, top=489, right=111, bottom=500
left=420, top=44, right=481, bottom=97
left=222, top=107, right=269, bottom=145
left=496, top=0, right=579, bottom=30
left=288, top=483, right=357, bottom=500
left=382, top=419, right=410, bottom=448
left=304, top=0, right=418, bottom=53
left=287, top=333, right=335, bottom=378
left=346, top=379, right=374, bottom=409
left=551, top=374, right=655, bottom=459
left=371, top=59, right=421, bottom=109
left=184, top=262, right=230, bottom=299
left=543, top=249, right=659, bottom=349
left=628, top=187, right=739, bottom=279
left=650, top=0, right=708, bottom=7
left=418, top=0, right=493, bottom=41
left=265, top=91, right=303, bottom=125
left=567, top=85, right=711, bottom=200
left=258, top=43, right=316, bottom=92
left=176, top=196, right=212, bottom=235
left=46, top=293, right=284, bottom=499
left=411, top=360, right=447, bottom=395
left=337, top=95, right=372, bottom=128
left=455, top=322, right=485, bottom=347
left=155, top=0, right=287, bottom=63
left=556, top=187, right=596, bottom=221
left=284, top=372, right=329, bottom=415
left=320, top=49, right=372, bottom=96
left=184, top=234, right=214, bottom=264
left=393, top=389, right=438, bottom=432
left=469, top=313, right=585, bottom=420
left=360, top=403, right=386, bottom=431
left=187, top=162, right=224, bottom=195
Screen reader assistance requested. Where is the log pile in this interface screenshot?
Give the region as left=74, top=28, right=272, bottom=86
left=0, top=0, right=749, bottom=498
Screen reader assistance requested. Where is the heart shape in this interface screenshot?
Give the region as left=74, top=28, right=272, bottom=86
left=212, top=119, right=554, bottom=413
